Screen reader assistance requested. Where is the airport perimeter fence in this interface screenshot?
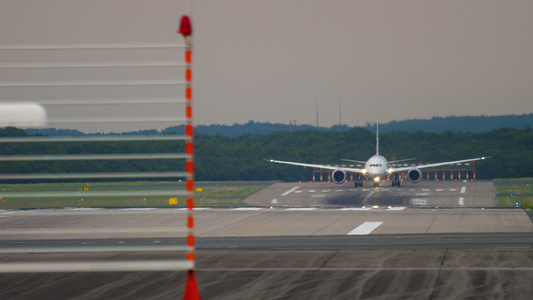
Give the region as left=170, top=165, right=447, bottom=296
left=0, top=19, right=198, bottom=286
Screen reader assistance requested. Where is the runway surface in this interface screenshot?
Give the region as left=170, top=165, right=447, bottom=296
left=1, top=180, right=533, bottom=299
left=245, top=180, right=497, bottom=208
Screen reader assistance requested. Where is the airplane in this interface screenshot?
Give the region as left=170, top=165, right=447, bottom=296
left=267, top=124, right=489, bottom=187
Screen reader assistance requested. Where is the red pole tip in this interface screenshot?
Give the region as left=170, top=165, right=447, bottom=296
left=178, top=15, right=193, bottom=37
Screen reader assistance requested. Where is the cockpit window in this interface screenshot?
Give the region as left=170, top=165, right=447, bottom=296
left=369, top=164, right=383, bottom=167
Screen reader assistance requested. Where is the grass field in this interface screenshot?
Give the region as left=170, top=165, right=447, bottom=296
left=494, top=178, right=533, bottom=209
left=0, top=181, right=267, bottom=209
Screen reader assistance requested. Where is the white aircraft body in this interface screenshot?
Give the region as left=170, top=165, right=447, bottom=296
left=267, top=125, right=488, bottom=187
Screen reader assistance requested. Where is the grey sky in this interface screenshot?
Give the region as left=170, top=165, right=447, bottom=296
left=1, top=1, right=533, bottom=132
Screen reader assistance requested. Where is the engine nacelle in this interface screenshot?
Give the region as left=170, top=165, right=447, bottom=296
left=331, top=169, right=346, bottom=184
left=407, top=168, right=422, bottom=183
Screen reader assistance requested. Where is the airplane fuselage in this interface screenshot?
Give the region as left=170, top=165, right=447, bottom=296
left=364, top=155, right=389, bottom=181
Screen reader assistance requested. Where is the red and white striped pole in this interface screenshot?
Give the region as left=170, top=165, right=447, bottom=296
left=178, top=15, right=201, bottom=300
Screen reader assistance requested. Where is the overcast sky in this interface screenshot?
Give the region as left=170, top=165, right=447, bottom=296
left=1, top=1, right=533, bottom=132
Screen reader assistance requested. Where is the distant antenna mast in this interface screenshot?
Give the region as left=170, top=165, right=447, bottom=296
left=376, top=123, right=379, bottom=155
left=316, top=100, right=319, bottom=127
left=339, top=101, right=342, bottom=126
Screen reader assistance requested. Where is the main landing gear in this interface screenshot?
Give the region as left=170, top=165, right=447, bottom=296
left=391, top=174, right=401, bottom=187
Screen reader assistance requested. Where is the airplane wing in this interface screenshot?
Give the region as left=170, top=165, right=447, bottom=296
left=266, top=159, right=365, bottom=174
left=391, top=157, right=489, bottom=173
left=341, top=159, right=367, bottom=164
left=388, top=158, right=416, bottom=164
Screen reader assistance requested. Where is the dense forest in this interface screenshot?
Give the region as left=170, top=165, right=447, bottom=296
left=2, top=125, right=533, bottom=182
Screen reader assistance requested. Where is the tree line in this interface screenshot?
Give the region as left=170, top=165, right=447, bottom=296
left=1, top=126, right=532, bottom=182
left=25, top=114, right=533, bottom=138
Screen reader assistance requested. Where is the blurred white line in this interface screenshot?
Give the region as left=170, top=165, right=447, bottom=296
left=0, top=136, right=189, bottom=143
left=0, top=80, right=186, bottom=87
left=0, top=190, right=190, bottom=198
left=0, top=153, right=187, bottom=161
left=0, top=245, right=191, bottom=254
left=0, top=61, right=186, bottom=69
left=0, top=172, right=189, bottom=180
left=0, top=227, right=187, bottom=235
left=49, top=116, right=188, bottom=124
left=0, top=260, right=194, bottom=273
left=0, top=43, right=185, bottom=50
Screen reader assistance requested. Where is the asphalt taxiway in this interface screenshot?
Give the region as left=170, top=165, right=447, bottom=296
left=1, top=180, right=533, bottom=299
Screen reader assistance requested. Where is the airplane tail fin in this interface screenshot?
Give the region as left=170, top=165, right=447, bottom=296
left=376, top=123, right=379, bottom=155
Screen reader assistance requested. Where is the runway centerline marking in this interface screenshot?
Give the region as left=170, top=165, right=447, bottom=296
left=362, top=191, right=376, bottom=206
left=282, top=186, right=300, bottom=196
left=347, top=222, right=383, bottom=235
left=459, top=197, right=465, bottom=206
left=461, top=186, right=467, bottom=194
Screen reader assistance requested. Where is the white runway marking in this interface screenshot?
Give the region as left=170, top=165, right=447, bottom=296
left=285, top=208, right=317, bottom=211
left=461, top=186, right=467, bottom=194
left=411, top=199, right=427, bottom=205
left=340, top=208, right=372, bottom=211
left=347, top=222, right=383, bottom=235
left=282, top=186, right=300, bottom=196
left=362, top=190, right=376, bottom=206
left=459, top=197, right=465, bottom=206
left=387, top=207, right=406, bottom=211
left=232, top=208, right=263, bottom=211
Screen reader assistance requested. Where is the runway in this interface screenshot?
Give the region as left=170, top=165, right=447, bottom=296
left=1, top=180, right=533, bottom=299
left=244, top=180, right=497, bottom=208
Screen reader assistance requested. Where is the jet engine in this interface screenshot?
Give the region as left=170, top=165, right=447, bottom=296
left=407, top=168, right=422, bottom=183
left=331, top=169, right=346, bottom=184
